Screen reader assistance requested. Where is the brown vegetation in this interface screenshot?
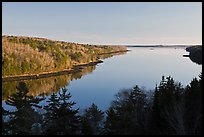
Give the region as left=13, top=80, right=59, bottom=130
left=2, top=35, right=127, bottom=76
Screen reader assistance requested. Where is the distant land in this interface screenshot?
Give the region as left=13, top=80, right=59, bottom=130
left=125, top=45, right=201, bottom=48
left=185, top=45, right=202, bottom=65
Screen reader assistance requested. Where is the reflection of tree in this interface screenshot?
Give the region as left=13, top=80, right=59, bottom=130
left=98, top=51, right=127, bottom=60
left=2, top=75, right=71, bottom=100
left=2, top=51, right=127, bottom=100
left=2, top=66, right=97, bottom=100
left=71, top=66, right=96, bottom=80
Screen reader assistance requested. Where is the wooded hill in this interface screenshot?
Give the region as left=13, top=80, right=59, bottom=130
left=2, top=35, right=127, bottom=76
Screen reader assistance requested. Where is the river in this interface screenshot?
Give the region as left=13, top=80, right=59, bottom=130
left=2, top=47, right=202, bottom=111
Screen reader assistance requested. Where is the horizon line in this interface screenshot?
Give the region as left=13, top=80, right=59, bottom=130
left=2, top=34, right=202, bottom=46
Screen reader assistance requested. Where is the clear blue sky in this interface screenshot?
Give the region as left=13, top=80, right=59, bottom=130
left=2, top=2, right=202, bottom=45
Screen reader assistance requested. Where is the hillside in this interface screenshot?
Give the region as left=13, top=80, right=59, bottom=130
left=2, top=35, right=127, bottom=76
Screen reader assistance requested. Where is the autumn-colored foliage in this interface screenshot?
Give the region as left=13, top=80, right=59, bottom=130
left=2, top=35, right=127, bottom=76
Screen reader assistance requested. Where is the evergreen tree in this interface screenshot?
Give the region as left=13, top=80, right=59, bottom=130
left=103, top=107, right=120, bottom=135
left=104, top=86, right=148, bottom=135
left=81, top=103, right=104, bottom=135
left=184, top=73, right=202, bottom=135
left=151, top=76, right=185, bottom=135
left=147, top=85, right=163, bottom=134
left=43, top=88, right=81, bottom=135
left=4, top=82, right=44, bottom=135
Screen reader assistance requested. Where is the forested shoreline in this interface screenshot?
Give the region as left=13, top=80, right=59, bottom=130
left=2, top=60, right=103, bottom=82
left=2, top=73, right=202, bottom=135
left=186, top=45, right=202, bottom=64
left=2, top=35, right=127, bottom=77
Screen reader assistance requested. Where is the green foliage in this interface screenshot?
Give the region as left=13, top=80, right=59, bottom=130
left=2, top=35, right=127, bottom=76
left=21, top=60, right=31, bottom=72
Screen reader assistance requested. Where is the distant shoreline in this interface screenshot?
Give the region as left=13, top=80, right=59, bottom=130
left=126, top=45, right=198, bottom=48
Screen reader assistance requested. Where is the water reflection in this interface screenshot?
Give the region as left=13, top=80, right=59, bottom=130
left=2, top=65, right=96, bottom=100
left=2, top=51, right=127, bottom=101
left=2, top=48, right=201, bottom=111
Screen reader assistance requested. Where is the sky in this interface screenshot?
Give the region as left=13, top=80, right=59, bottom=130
left=2, top=2, right=202, bottom=45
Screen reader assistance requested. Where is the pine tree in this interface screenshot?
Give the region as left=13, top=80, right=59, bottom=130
left=5, top=82, right=44, bottom=135
left=81, top=103, right=104, bottom=135
left=103, top=107, right=119, bottom=135
left=43, top=88, right=81, bottom=135
left=153, top=76, right=185, bottom=134
left=184, top=73, right=202, bottom=135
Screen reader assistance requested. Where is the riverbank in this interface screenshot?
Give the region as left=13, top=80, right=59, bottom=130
left=2, top=60, right=103, bottom=82
left=3, top=35, right=127, bottom=77
left=2, top=49, right=128, bottom=82
left=98, top=50, right=130, bottom=55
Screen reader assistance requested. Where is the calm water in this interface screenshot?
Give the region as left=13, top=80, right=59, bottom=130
left=2, top=47, right=202, bottom=111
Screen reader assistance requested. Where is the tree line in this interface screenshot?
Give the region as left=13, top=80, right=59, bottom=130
left=2, top=73, right=202, bottom=135
left=2, top=35, right=127, bottom=76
